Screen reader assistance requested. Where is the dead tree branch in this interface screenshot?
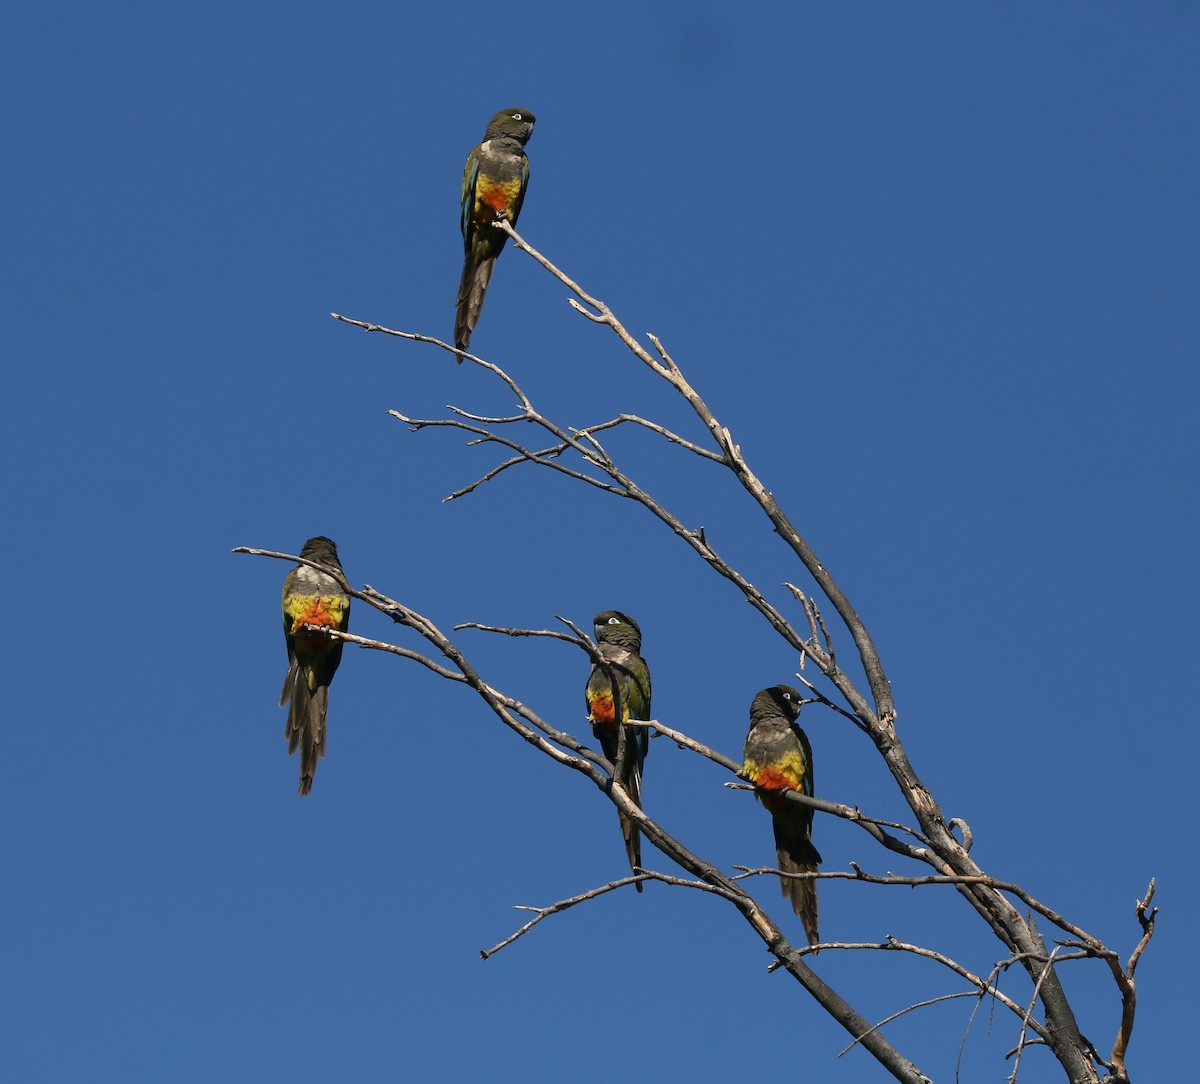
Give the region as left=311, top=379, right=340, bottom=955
left=236, top=545, right=930, bottom=1083
left=319, top=224, right=1157, bottom=1084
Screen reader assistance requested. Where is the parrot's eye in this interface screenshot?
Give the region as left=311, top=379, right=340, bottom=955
left=512, top=112, right=523, bottom=120
left=782, top=691, right=792, bottom=700
left=608, top=616, right=621, bottom=625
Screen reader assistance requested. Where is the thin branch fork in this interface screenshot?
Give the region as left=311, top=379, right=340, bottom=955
left=784, top=581, right=838, bottom=671
left=453, top=621, right=586, bottom=648
left=1105, top=879, right=1157, bottom=1082
left=575, top=413, right=725, bottom=462
left=480, top=874, right=651, bottom=959
left=1008, top=945, right=1067, bottom=1083
left=731, top=858, right=1124, bottom=957
left=810, top=937, right=1051, bottom=1039
left=841, top=990, right=990, bottom=1059
left=480, top=870, right=726, bottom=960
left=387, top=409, right=628, bottom=499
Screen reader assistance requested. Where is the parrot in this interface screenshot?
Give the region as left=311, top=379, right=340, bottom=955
left=585, top=610, right=651, bottom=888
left=454, top=107, right=535, bottom=357
left=279, top=536, right=349, bottom=796
left=743, top=684, right=821, bottom=948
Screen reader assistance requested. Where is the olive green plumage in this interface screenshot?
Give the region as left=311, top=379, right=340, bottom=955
left=585, top=610, right=651, bottom=888
left=454, top=107, right=535, bottom=357
left=280, top=536, right=350, bottom=796
left=742, top=685, right=821, bottom=947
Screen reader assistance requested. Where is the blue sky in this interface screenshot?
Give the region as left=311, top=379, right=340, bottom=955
left=4, top=3, right=1196, bottom=1081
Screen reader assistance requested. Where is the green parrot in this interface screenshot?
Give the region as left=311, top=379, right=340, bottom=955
left=454, top=107, right=536, bottom=357
left=279, top=536, right=350, bottom=796
left=585, top=610, right=652, bottom=889
left=742, top=685, right=821, bottom=948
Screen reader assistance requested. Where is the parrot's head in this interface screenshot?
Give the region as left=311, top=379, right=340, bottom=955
left=594, top=609, right=642, bottom=652
left=485, top=108, right=536, bottom=145
left=751, top=685, right=803, bottom=725
left=298, top=536, right=341, bottom=567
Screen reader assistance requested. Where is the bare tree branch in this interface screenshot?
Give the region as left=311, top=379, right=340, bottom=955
left=1008, top=946, right=1066, bottom=1083
left=1106, top=879, right=1158, bottom=1083
left=480, top=875, right=650, bottom=960
left=481, top=868, right=747, bottom=960
left=237, top=545, right=931, bottom=1082
left=318, top=222, right=1158, bottom=1084
left=841, top=991, right=984, bottom=1058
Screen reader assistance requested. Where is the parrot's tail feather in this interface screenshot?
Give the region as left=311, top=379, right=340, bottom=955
left=776, top=852, right=820, bottom=951
left=282, top=666, right=326, bottom=796
left=296, top=686, right=327, bottom=797
left=620, top=757, right=644, bottom=891
left=773, top=816, right=821, bottom=949
left=282, top=664, right=306, bottom=751
left=454, top=255, right=496, bottom=356
left=280, top=658, right=299, bottom=710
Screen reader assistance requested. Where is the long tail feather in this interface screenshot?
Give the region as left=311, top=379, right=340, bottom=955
left=454, top=255, right=496, bottom=355
left=618, top=758, right=644, bottom=891
left=281, top=662, right=327, bottom=796
left=297, top=685, right=327, bottom=796
left=773, top=815, right=821, bottom=949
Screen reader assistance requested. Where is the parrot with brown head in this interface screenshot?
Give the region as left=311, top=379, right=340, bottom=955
left=585, top=610, right=651, bottom=888
left=279, top=536, right=349, bottom=796
left=743, top=684, right=821, bottom=947
left=454, top=107, right=535, bottom=356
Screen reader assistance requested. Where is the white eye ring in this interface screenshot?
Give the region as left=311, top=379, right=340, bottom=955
left=782, top=691, right=792, bottom=700
left=608, top=616, right=620, bottom=625
left=512, top=112, right=523, bottom=120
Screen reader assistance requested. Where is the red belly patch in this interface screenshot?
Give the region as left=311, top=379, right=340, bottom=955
left=292, top=598, right=339, bottom=650
left=478, top=179, right=516, bottom=216
left=751, top=765, right=800, bottom=793
left=589, top=692, right=616, bottom=725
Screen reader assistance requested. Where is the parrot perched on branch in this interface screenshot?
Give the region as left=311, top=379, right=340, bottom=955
left=585, top=610, right=651, bottom=888
left=454, top=107, right=535, bottom=356
left=743, top=684, right=821, bottom=947
left=279, top=536, right=349, bottom=796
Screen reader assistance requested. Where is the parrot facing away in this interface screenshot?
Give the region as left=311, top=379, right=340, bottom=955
left=454, top=107, right=535, bottom=357
left=585, top=610, right=651, bottom=889
left=280, top=536, right=350, bottom=796
left=743, top=684, right=821, bottom=948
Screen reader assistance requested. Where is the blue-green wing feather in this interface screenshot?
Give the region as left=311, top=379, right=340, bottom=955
left=460, top=147, right=480, bottom=243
